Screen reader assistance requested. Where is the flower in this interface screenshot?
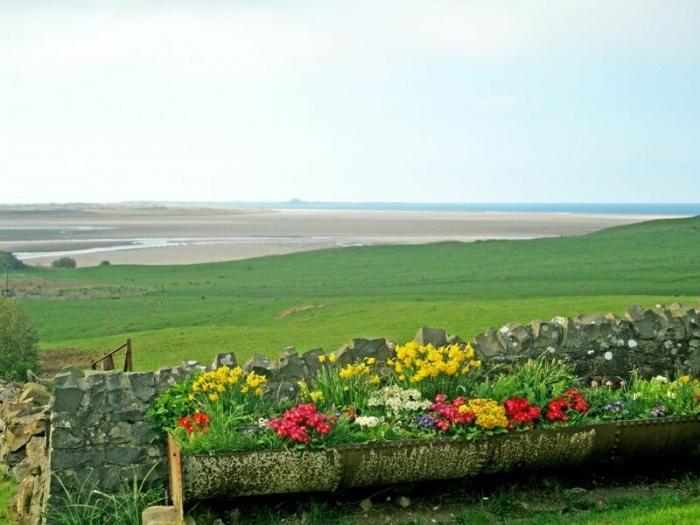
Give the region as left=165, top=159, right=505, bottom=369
left=367, top=386, right=431, bottom=416
left=678, top=375, right=691, bottom=384
left=545, top=388, right=588, bottom=422
left=338, top=357, right=378, bottom=380
left=504, top=397, right=541, bottom=427
left=387, top=342, right=480, bottom=384
left=318, top=355, right=327, bottom=363
left=604, top=400, right=625, bottom=415
left=309, top=390, right=324, bottom=403
left=269, top=403, right=336, bottom=444
left=190, top=366, right=267, bottom=399
left=427, top=394, right=476, bottom=431
left=590, top=380, right=599, bottom=388
left=465, top=398, right=509, bottom=429
left=354, top=416, right=384, bottom=428
left=652, top=376, right=669, bottom=384
left=178, top=412, right=210, bottom=435
left=240, top=371, right=268, bottom=396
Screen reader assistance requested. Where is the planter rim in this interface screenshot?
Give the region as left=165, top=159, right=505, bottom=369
left=176, top=414, right=700, bottom=458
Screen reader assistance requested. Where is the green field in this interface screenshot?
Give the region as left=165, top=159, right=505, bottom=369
left=10, top=215, right=700, bottom=371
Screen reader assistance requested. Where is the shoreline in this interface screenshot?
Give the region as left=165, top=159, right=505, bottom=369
left=0, top=207, right=683, bottom=267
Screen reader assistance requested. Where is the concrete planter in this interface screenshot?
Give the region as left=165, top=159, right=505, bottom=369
left=169, top=415, right=700, bottom=502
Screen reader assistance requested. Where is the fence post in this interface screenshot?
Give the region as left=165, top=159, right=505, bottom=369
left=124, top=338, right=133, bottom=372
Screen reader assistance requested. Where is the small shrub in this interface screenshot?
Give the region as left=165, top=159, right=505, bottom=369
left=52, top=257, right=77, bottom=269
left=0, top=251, right=25, bottom=270
left=99, top=260, right=111, bottom=266
left=0, top=297, right=39, bottom=380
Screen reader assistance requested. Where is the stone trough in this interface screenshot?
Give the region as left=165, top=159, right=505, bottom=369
left=154, top=415, right=700, bottom=523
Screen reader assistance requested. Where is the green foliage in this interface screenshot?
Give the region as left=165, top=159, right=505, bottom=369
left=472, top=358, right=578, bottom=406
left=98, top=260, right=111, bottom=266
left=305, top=365, right=377, bottom=412
left=0, top=297, right=39, bottom=380
left=51, top=257, right=77, bottom=269
left=9, top=215, right=700, bottom=370
left=44, top=471, right=164, bottom=525
left=173, top=402, right=284, bottom=455
left=0, top=251, right=24, bottom=270
left=146, top=377, right=195, bottom=434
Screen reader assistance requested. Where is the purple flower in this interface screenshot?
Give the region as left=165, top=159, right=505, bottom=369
left=604, top=400, right=625, bottom=414
left=417, top=415, right=438, bottom=430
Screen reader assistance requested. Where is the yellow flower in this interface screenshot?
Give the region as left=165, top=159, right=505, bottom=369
left=678, top=375, right=691, bottom=384
left=318, top=355, right=327, bottom=363
left=208, top=393, right=219, bottom=401
left=328, top=353, right=337, bottom=363
left=391, top=342, right=481, bottom=384
left=466, top=398, right=508, bottom=429
left=366, top=357, right=376, bottom=365
left=309, top=390, right=324, bottom=403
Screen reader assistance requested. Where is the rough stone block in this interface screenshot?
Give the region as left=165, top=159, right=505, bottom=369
left=106, top=446, right=146, bottom=465
left=19, top=382, right=50, bottom=406
left=243, top=354, right=274, bottom=377
left=53, top=387, right=84, bottom=413
left=301, top=348, right=325, bottom=376
left=414, top=326, right=448, bottom=347
left=142, top=506, right=181, bottom=525
left=211, top=352, right=237, bottom=370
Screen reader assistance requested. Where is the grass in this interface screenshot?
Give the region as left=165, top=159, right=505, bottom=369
left=7, top=215, right=700, bottom=371
left=0, top=475, right=16, bottom=525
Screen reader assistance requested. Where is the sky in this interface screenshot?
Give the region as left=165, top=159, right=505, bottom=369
left=1, top=1, right=699, bottom=204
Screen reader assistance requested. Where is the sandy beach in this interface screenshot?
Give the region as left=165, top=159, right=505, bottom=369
left=0, top=205, right=673, bottom=266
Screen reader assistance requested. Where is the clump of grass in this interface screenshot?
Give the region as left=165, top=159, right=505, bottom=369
left=44, top=470, right=164, bottom=525
left=472, top=358, right=579, bottom=405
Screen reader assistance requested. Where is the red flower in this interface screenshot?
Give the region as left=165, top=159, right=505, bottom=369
left=545, top=389, right=588, bottom=422
left=269, top=403, right=336, bottom=444
left=428, top=395, right=477, bottom=431
left=504, top=397, right=541, bottom=427
left=178, top=412, right=210, bottom=435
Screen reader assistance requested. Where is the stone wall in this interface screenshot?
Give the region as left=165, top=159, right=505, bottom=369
left=0, top=380, right=50, bottom=525
left=1, top=303, right=698, bottom=524
left=471, top=304, right=700, bottom=379
left=45, top=361, right=207, bottom=514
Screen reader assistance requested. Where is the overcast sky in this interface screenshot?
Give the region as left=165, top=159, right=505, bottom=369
left=1, top=1, right=699, bottom=204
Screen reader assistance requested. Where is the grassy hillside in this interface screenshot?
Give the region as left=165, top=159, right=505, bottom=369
left=11, top=215, right=700, bottom=371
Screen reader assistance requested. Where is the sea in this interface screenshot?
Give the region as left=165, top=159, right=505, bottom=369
left=221, top=202, right=700, bottom=216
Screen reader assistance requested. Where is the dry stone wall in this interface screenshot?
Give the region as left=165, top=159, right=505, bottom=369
left=1, top=303, right=699, bottom=524
left=0, top=380, right=51, bottom=525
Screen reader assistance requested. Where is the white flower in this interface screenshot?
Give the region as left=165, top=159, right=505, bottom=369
left=667, top=391, right=677, bottom=399
left=604, top=351, right=613, bottom=361
left=367, top=386, right=430, bottom=416
left=354, top=416, right=384, bottom=428
left=652, top=375, right=669, bottom=384
left=257, top=417, right=270, bottom=429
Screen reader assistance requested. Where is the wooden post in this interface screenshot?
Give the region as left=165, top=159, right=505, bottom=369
left=104, top=354, right=115, bottom=371
left=124, top=338, right=133, bottom=372
left=168, top=435, right=185, bottom=524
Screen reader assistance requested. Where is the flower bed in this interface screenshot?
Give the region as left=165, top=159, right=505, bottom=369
left=149, top=342, right=700, bottom=502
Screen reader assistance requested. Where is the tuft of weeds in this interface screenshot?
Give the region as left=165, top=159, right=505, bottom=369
left=43, top=469, right=164, bottom=525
